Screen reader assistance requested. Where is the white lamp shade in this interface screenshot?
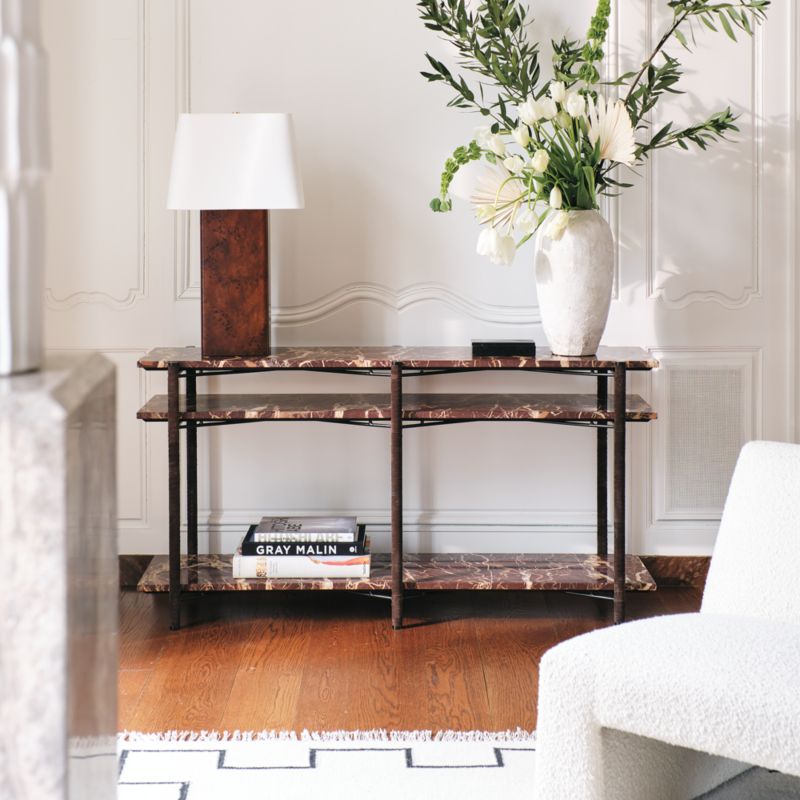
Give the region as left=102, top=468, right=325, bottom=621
left=167, top=113, right=304, bottom=210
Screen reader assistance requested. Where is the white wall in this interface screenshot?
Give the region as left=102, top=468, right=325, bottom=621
left=41, top=0, right=798, bottom=556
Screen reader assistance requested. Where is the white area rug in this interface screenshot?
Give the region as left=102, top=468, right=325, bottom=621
left=117, top=731, right=800, bottom=800
left=118, top=730, right=536, bottom=800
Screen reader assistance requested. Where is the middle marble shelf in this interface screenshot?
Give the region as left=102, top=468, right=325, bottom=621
left=137, top=392, right=656, bottom=424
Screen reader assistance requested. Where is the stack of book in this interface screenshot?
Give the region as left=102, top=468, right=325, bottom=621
left=232, top=516, right=370, bottom=579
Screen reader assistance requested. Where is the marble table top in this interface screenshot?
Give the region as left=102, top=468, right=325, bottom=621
left=139, top=553, right=656, bottom=592
left=137, top=392, right=657, bottom=422
left=138, top=346, right=659, bottom=371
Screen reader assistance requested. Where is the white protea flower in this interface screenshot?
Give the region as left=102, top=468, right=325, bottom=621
left=588, top=96, right=637, bottom=166
left=470, top=164, right=525, bottom=229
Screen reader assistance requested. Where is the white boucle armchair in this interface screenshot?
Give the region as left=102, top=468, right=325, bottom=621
left=533, top=441, right=800, bottom=800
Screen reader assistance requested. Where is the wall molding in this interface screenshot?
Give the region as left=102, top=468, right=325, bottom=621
left=45, top=0, right=149, bottom=310
left=120, top=365, right=151, bottom=527
left=174, top=0, right=195, bottom=301
left=272, top=281, right=540, bottom=326
left=645, top=3, right=764, bottom=310
left=601, top=0, right=622, bottom=301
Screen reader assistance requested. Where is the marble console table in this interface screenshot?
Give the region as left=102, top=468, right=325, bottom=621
left=137, top=346, right=659, bottom=631
left=0, top=354, right=117, bottom=799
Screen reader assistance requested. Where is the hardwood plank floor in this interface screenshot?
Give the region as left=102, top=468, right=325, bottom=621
left=119, top=587, right=701, bottom=733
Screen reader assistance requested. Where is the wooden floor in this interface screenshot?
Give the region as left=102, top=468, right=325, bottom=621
left=119, top=587, right=701, bottom=733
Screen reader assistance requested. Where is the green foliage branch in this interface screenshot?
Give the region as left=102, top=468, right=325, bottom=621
left=418, top=0, right=769, bottom=245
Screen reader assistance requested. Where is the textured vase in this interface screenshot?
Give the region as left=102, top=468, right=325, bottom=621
left=534, top=209, right=614, bottom=357
left=0, top=0, right=49, bottom=375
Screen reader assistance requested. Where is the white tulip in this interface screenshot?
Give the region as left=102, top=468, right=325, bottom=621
left=565, top=90, right=586, bottom=119
left=495, top=234, right=517, bottom=265
left=549, top=81, right=566, bottom=104
left=515, top=207, right=538, bottom=235
left=503, top=155, right=525, bottom=174
left=531, top=148, right=550, bottom=173
left=539, top=97, right=558, bottom=120
left=474, top=126, right=493, bottom=148
left=512, top=125, right=530, bottom=148
left=517, top=97, right=540, bottom=126
left=556, top=110, right=572, bottom=129
left=476, top=226, right=516, bottom=265
left=549, top=186, right=563, bottom=210
left=486, top=134, right=506, bottom=157
left=546, top=210, right=570, bottom=240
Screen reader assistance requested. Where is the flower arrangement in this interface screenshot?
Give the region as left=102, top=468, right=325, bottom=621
left=419, top=0, right=770, bottom=265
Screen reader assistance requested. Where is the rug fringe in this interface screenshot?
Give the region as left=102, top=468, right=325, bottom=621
left=119, top=729, right=536, bottom=743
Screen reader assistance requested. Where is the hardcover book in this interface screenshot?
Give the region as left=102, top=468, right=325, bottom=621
left=241, top=524, right=367, bottom=557
left=232, top=530, right=371, bottom=580
left=254, top=515, right=358, bottom=543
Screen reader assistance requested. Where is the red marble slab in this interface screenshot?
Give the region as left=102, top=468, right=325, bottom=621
left=136, top=393, right=656, bottom=422
left=138, top=553, right=656, bottom=592
left=138, top=346, right=659, bottom=371
left=395, top=346, right=659, bottom=371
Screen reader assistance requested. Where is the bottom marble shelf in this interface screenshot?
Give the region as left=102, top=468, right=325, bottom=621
left=138, top=553, right=656, bottom=592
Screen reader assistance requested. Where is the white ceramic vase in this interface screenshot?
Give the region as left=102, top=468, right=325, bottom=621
left=534, top=209, right=614, bottom=357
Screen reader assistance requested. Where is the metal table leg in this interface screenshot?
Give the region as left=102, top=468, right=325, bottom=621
left=167, top=364, right=182, bottom=630
left=186, top=369, right=198, bottom=559
left=613, top=363, right=627, bottom=624
left=597, top=370, right=609, bottom=557
left=391, top=363, right=404, bottom=629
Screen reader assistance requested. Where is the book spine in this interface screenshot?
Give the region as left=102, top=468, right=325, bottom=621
left=232, top=554, right=370, bottom=579
left=252, top=532, right=357, bottom=543
left=241, top=541, right=367, bottom=557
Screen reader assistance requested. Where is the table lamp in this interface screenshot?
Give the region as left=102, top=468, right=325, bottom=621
left=167, top=113, right=304, bottom=358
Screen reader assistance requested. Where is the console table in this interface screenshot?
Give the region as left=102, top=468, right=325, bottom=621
left=136, top=346, right=659, bottom=630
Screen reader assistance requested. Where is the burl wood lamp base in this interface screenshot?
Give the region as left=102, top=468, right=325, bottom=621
left=199, top=209, right=270, bottom=359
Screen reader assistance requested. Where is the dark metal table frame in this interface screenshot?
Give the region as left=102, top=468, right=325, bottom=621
left=158, top=357, right=639, bottom=631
